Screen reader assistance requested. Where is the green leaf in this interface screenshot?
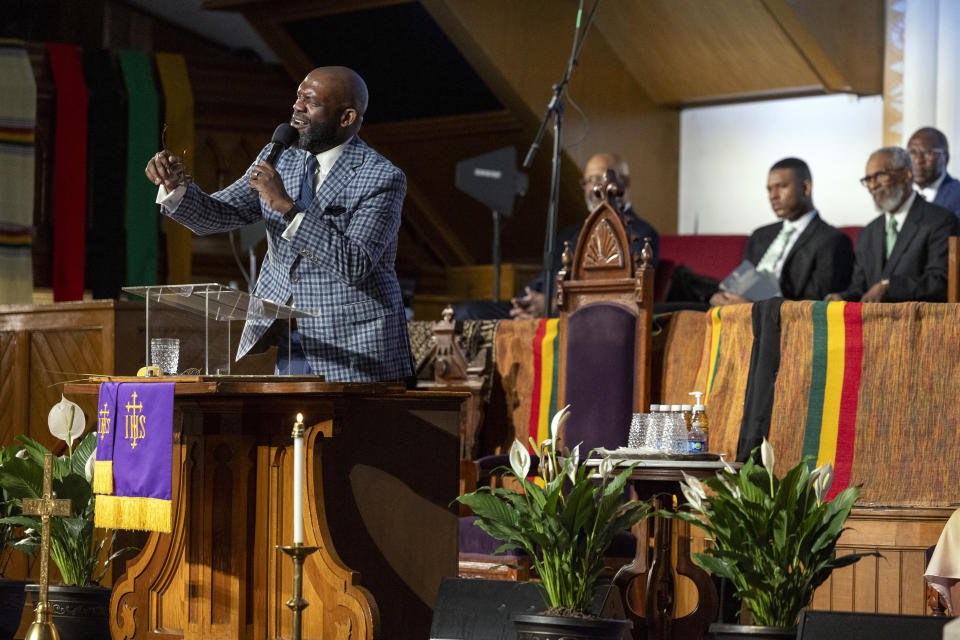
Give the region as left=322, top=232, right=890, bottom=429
left=0, top=515, right=38, bottom=528
left=70, top=432, right=97, bottom=477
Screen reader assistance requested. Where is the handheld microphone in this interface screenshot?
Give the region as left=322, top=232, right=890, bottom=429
left=263, top=123, right=299, bottom=166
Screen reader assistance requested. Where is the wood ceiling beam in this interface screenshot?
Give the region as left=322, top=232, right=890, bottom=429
left=760, top=0, right=851, bottom=93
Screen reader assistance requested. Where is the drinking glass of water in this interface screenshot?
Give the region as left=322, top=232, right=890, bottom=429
left=150, top=338, right=180, bottom=376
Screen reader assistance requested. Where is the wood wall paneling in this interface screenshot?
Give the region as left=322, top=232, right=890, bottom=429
left=782, top=0, right=884, bottom=95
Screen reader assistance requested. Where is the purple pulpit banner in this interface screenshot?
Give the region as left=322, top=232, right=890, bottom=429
left=92, top=381, right=119, bottom=494
left=94, top=381, right=174, bottom=533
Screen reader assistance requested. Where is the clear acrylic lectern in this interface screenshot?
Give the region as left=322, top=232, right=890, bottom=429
left=123, top=283, right=316, bottom=375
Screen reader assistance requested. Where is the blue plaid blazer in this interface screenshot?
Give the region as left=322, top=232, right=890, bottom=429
left=166, top=135, right=413, bottom=382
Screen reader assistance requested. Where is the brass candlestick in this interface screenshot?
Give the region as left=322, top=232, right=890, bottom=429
left=23, top=454, right=71, bottom=640
left=277, top=416, right=319, bottom=640
left=277, top=543, right=320, bottom=640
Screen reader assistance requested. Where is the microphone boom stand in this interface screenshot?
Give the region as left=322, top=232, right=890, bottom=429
left=522, top=0, right=600, bottom=315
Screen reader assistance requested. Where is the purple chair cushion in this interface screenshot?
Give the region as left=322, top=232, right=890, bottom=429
left=459, top=515, right=527, bottom=558
left=564, top=303, right=636, bottom=453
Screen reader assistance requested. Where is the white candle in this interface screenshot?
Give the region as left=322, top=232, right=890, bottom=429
left=293, top=413, right=304, bottom=544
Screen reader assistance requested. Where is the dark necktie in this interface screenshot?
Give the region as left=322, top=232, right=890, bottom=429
left=295, top=155, right=318, bottom=210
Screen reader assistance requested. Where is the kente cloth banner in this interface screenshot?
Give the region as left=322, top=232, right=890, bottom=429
left=47, top=44, right=88, bottom=302
left=800, top=301, right=863, bottom=501
left=93, top=381, right=120, bottom=495
left=94, top=382, right=174, bottom=533
left=118, top=50, right=159, bottom=287
left=701, top=306, right=724, bottom=404
left=736, top=298, right=784, bottom=462
left=154, top=53, right=194, bottom=284
left=0, top=39, right=36, bottom=305
left=691, top=304, right=755, bottom=461
left=527, top=318, right=559, bottom=450
left=82, top=48, right=128, bottom=300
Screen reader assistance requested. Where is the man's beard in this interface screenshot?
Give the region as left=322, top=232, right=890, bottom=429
left=298, top=119, right=339, bottom=154
left=873, top=182, right=907, bottom=213
left=584, top=192, right=623, bottom=213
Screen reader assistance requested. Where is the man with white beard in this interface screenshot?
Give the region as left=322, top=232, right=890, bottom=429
left=826, top=146, right=958, bottom=303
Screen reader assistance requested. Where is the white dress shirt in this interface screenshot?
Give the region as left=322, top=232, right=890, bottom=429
left=771, top=209, right=817, bottom=279
left=916, top=171, right=945, bottom=204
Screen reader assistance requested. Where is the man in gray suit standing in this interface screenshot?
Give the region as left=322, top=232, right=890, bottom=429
left=827, top=146, right=959, bottom=303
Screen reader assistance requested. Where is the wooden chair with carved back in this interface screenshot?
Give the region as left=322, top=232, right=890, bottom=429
left=553, top=170, right=653, bottom=453
left=554, top=173, right=717, bottom=638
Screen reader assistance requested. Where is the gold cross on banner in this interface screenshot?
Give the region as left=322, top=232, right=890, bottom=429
left=22, top=453, right=71, bottom=640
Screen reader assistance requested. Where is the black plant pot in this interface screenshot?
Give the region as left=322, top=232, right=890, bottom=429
left=0, top=578, right=27, bottom=640
left=513, top=613, right=632, bottom=640
left=26, top=584, right=111, bottom=640
left=709, top=622, right=797, bottom=640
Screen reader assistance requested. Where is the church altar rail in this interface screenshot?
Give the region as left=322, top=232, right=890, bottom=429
left=64, top=380, right=465, bottom=640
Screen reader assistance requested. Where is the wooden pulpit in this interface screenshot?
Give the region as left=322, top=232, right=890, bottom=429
left=65, top=378, right=464, bottom=640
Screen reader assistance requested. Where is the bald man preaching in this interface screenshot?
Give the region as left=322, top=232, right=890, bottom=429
left=145, top=66, right=412, bottom=382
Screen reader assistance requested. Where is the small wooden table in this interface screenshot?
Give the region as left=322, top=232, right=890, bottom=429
left=592, top=457, right=733, bottom=640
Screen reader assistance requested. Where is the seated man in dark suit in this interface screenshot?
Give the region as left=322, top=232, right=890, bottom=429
left=454, top=152, right=659, bottom=319
left=826, top=146, right=959, bottom=303
left=710, top=157, right=854, bottom=306
left=908, top=127, right=960, bottom=219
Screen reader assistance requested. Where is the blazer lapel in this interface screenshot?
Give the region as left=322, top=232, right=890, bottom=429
left=783, top=214, right=819, bottom=264
left=311, top=136, right=364, bottom=212
left=882, top=200, right=921, bottom=276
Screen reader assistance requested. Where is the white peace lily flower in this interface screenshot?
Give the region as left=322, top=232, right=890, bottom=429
left=559, top=444, right=581, bottom=484
left=48, top=395, right=85, bottom=448
left=549, top=405, right=572, bottom=442
left=15, top=448, right=27, bottom=459
left=760, top=438, right=775, bottom=475
left=721, top=459, right=737, bottom=474
left=85, top=450, right=96, bottom=484
left=813, top=462, right=834, bottom=503
left=680, top=482, right=703, bottom=510
left=717, top=470, right=741, bottom=499
left=598, top=456, right=614, bottom=479
left=509, top=440, right=531, bottom=479
left=681, top=471, right=708, bottom=500
left=538, top=438, right=554, bottom=457
left=542, top=456, right=559, bottom=483
left=566, top=444, right=580, bottom=484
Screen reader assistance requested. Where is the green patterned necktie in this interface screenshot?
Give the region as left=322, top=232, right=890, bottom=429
left=885, top=216, right=898, bottom=259
left=756, top=221, right=796, bottom=273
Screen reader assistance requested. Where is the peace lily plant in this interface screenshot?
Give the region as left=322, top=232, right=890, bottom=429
left=0, top=395, right=132, bottom=586
left=669, top=438, right=876, bottom=628
left=457, top=406, right=650, bottom=616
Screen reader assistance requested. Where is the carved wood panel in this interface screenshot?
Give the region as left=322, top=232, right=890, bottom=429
left=92, top=387, right=462, bottom=640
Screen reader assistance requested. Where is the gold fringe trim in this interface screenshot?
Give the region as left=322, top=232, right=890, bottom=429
left=94, top=495, right=172, bottom=533
left=92, top=461, right=113, bottom=494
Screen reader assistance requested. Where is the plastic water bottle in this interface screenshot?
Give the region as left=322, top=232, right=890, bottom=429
left=668, top=405, right=688, bottom=455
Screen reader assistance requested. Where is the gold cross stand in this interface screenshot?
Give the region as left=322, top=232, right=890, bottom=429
left=22, top=454, right=71, bottom=640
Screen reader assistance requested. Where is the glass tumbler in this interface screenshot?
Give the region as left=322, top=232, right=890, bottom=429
left=628, top=413, right=648, bottom=449
left=150, top=337, right=180, bottom=375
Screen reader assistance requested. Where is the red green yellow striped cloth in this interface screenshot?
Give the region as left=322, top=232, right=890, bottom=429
left=0, top=39, right=36, bottom=304
left=702, top=306, right=724, bottom=405
left=801, top=301, right=863, bottom=500
left=527, top=318, right=560, bottom=451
